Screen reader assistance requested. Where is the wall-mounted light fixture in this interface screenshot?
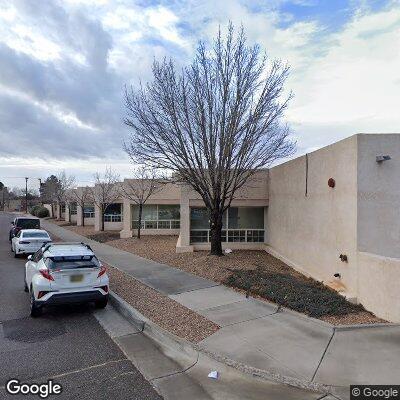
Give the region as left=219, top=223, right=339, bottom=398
left=376, top=155, right=391, bottom=163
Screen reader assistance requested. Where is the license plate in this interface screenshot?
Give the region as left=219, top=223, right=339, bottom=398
left=70, top=274, right=83, bottom=282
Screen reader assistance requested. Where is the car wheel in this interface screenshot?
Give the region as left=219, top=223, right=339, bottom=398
left=95, top=297, right=108, bottom=309
left=14, top=250, right=19, bottom=258
left=30, top=291, right=42, bottom=317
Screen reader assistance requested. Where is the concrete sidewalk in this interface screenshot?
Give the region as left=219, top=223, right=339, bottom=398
left=42, top=220, right=400, bottom=400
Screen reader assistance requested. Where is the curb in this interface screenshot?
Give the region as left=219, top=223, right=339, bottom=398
left=334, top=322, right=399, bottom=331
left=109, top=291, right=198, bottom=361
left=109, top=290, right=329, bottom=395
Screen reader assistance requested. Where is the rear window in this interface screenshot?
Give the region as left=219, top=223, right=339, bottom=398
left=16, top=219, right=40, bottom=229
left=22, top=232, right=49, bottom=239
left=46, top=256, right=100, bottom=270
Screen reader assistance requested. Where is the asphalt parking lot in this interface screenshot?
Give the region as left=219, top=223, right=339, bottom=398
left=0, top=212, right=162, bottom=400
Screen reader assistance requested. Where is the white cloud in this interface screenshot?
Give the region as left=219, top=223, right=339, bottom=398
left=287, top=5, right=400, bottom=138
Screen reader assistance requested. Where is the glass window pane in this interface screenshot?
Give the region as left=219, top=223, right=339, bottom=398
left=132, top=205, right=158, bottom=221
left=131, top=205, right=139, bottom=220
left=190, top=208, right=226, bottom=229
left=143, top=205, right=158, bottom=220
left=190, top=208, right=209, bottom=229
left=158, top=205, right=180, bottom=220
left=104, top=203, right=121, bottom=215
left=190, top=230, right=209, bottom=243
left=83, top=204, right=94, bottom=213
left=228, top=207, right=264, bottom=229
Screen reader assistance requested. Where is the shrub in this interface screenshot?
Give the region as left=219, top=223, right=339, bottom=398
left=35, top=207, right=50, bottom=218
left=30, top=205, right=41, bottom=216
left=224, top=267, right=364, bottom=318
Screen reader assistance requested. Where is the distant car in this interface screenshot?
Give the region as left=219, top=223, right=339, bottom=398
left=11, top=229, right=52, bottom=258
left=25, top=242, right=109, bottom=317
left=9, top=217, right=40, bottom=241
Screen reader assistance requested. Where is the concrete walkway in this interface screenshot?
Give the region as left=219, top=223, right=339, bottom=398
left=42, top=221, right=400, bottom=400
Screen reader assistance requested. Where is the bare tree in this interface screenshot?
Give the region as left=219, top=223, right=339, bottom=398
left=54, top=171, right=75, bottom=220
left=70, top=186, right=93, bottom=227
left=91, top=167, right=120, bottom=231
left=121, top=166, right=163, bottom=239
left=40, top=175, right=60, bottom=217
left=124, top=24, right=295, bottom=256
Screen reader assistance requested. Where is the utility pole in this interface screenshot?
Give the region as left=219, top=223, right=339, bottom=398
left=25, top=177, right=28, bottom=213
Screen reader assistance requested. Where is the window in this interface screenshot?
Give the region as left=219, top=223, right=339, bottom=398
left=83, top=204, right=95, bottom=218
left=104, top=203, right=122, bottom=222
left=158, top=205, right=180, bottom=220
left=131, top=204, right=180, bottom=229
left=22, top=232, right=50, bottom=239
left=228, top=207, right=264, bottom=229
left=190, top=207, right=265, bottom=244
left=16, top=219, right=40, bottom=229
left=61, top=203, right=66, bottom=213
left=70, top=202, right=77, bottom=215
left=46, top=256, right=100, bottom=270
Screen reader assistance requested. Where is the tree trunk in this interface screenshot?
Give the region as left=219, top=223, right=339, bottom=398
left=100, top=206, right=105, bottom=231
left=82, top=211, right=85, bottom=227
left=209, top=209, right=223, bottom=256
left=137, top=203, right=142, bottom=239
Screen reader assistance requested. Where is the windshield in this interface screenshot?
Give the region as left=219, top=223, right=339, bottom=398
left=22, top=232, right=49, bottom=239
left=16, top=219, right=40, bottom=229
left=46, top=256, right=100, bottom=270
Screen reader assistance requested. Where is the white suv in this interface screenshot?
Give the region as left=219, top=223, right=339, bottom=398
left=25, top=242, right=109, bottom=317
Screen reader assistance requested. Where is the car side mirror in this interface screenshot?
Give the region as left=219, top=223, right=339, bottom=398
left=27, top=255, right=32, bottom=261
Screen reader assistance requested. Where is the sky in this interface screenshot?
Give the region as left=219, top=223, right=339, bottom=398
left=0, top=0, right=399, bottom=190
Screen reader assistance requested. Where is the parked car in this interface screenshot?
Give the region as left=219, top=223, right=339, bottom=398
left=25, top=242, right=109, bottom=317
left=11, top=229, right=52, bottom=258
left=9, top=217, right=40, bottom=241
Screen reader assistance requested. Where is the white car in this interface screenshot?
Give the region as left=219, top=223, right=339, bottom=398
left=11, top=229, right=52, bottom=257
left=24, top=242, right=109, bottom=317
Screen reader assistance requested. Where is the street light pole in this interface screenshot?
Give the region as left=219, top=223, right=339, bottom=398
left=25, top=177, right=28, bottom=213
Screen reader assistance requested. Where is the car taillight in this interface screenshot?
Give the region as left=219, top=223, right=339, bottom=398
left=101, top=285, right=108, bottom=293
left=39, top=269, right=54, bottom=281
left=97, top=266, right=107, bottom=278
left=38, top=291, right=50, bottom=299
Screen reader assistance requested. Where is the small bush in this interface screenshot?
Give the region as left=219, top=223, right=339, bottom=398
left=224, top=267, right=364, bottom=318
left=35, top=207, right=50, bottom=218
left=30, top=205, right=41, bottom=216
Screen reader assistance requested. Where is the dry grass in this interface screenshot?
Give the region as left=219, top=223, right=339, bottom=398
left=107, top=264, right=219, bottom=343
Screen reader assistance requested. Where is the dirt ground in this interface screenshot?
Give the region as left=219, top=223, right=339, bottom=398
left=107, top=264, right=219, bottom=343
left=61, top=225, right=385, bottom=325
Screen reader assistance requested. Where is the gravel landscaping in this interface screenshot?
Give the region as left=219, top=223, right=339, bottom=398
left=60, top=226, right=385, bottom=325
left=106, top=263, right=220, bottom=343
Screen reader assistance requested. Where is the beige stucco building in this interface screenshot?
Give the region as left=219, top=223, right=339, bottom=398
left=61, top=133, right=400, bottom=322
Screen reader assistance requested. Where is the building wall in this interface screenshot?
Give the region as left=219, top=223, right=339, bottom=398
left=266, top=133, right=400, bottom=322
left=355, top=134, right=400, bottom=321
left=357, top=251, right=400, bottom=322
left=266, top=136, right=359, bottom=295
left=357, top=134, right=400, bottom=258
